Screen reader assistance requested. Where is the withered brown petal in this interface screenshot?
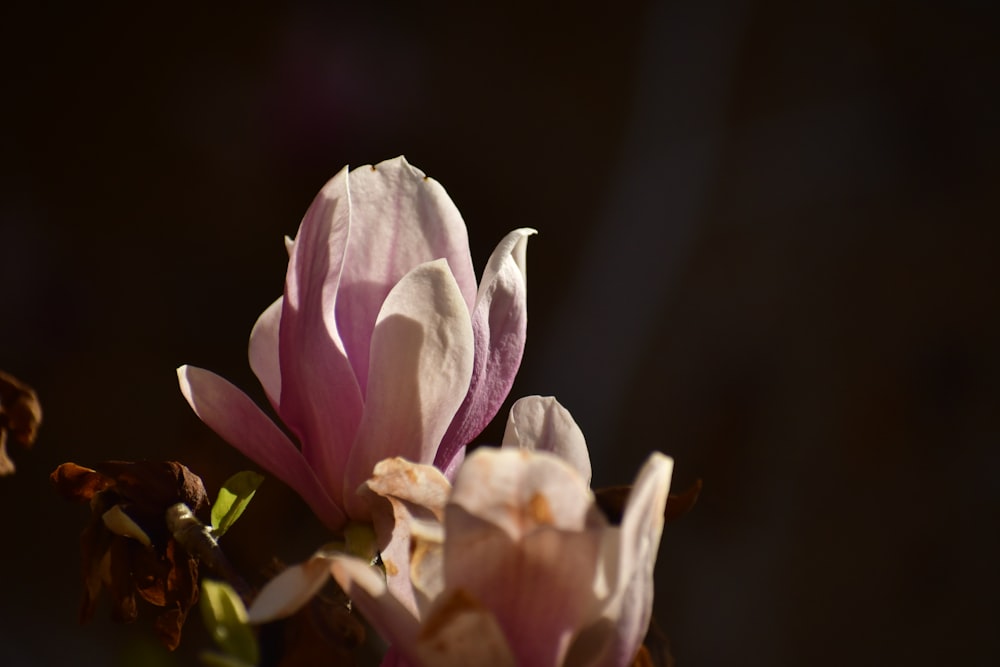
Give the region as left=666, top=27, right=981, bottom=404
left=57, top=457, right=209, bottom=651
left=154, top=607, right=189, bottom=652
left=134, top=541, right=170, bottom=607
left=109, top=538, right=139, bottom=624
left=631, top=646, right=656, bottom=667
left=5, top=391, right=43, bottom=446
left=0, top=432, right=14, bottom=476
left=79, top=525, right=113, bottom=624
left=162, top=539, right=198, bottom=608
left=51, top=463, right=113, bottom=502
left=93, top=461, right=210, bottom=517
left=155, top=540, right=200, bottom=651
left=0, top=369, right=42, bottom=447
left=124, top=537, right=199, bottom=651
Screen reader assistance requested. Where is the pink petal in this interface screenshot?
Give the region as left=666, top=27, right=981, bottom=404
left=335, top=157, right=477, bottom=394
left=414, top=589, right=516, bottom=667
left=177, top=365, right=346, bottom=531
left=279, top=167, right=364, bottom=506
left=248, top=296, right=283, bottom=411
left=437, top=446, right=466, bottom=481
left=379, top=647, right=415, bottom=667
left=443, top=448, right=606, bottom=666
left=500, top=395, right=592, bottom=485
left=437, top=228, right=534, bottom=470
left=344, top=260, right=474, bottom=519
left=443, top=513, right=603, bottom=666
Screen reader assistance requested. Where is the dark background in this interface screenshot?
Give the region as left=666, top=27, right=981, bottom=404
left=2, top=1, right=997, bottom=665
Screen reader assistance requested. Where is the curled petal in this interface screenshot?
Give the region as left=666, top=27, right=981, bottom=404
left=248, top=296, right=283, bottom=411
left=177, top=365, right=346, bottom=530
left=345, top=260, right=474, bottom=519
left=50, top=463, right=112, bottom=502
left=365, top=457, right=451, bottom=520
left=437, top=228, right=535, bottom=471
left=501, top=395, right=591, bottom=485
left=362, top=459, right=451, bottom=617
left=330, top=556, right=422, bottom=659
left=336, top=157, right=478, bottom=394
left=279, top=167, right=364, bottom=505
left=592, top=453, right=673, bottom=667
left=247, top=554, right=334, bottom=623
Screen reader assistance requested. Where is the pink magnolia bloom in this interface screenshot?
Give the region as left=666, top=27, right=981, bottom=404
left=248, top=396, right=674, bottom=667
left=178, top=157, right=534, bottom=530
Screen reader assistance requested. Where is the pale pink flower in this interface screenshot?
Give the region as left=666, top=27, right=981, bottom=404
left=178, top=157, right=534, bottom=530
left=249, top=396, right=674, bottom=667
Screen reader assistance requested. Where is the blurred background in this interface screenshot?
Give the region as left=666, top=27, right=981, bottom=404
left=2, top=1, right=997, bottom=665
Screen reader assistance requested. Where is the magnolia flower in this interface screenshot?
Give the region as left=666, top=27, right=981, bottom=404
left=178, top=157, right=534, bottom=530
left=249, top=396, right=674, bottom=667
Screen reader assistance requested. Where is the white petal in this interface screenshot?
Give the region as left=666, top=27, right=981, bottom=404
left=590, top=452, right=673, bottom=667
left=344, top=260, right=473, bottom=518
left=449, top=447, right=599, bottom=539
left=501, top=395, right=592, bottom=484
left=247, top=554, right=335, bottom=623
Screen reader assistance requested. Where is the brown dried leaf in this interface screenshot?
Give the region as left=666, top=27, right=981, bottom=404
left=0, top=370, right=42, bottom=475
left=0, top=431, right=14, bottom=476
left=53, top=459, right=209, bottom=651
left=664, top=478, right=703, bottom=523
left=595, top=478, right=703, bottom=525
left=51, top=463, right=114, bottom=502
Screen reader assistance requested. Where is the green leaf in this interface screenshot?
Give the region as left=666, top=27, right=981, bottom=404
left=198, top=651, right=254, bottom=667
left=199, top=651, right=255, bottom=667
left=199, top=579, right=259, bottom=666
left=211, top=470, right=264, bottom=538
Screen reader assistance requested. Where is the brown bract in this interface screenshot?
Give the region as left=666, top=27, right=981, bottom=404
left=50, top=460, right=210, bottom=650
left=0, top=369, right=42, bottom=475
left=595, top=479, right=703, bottom=525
